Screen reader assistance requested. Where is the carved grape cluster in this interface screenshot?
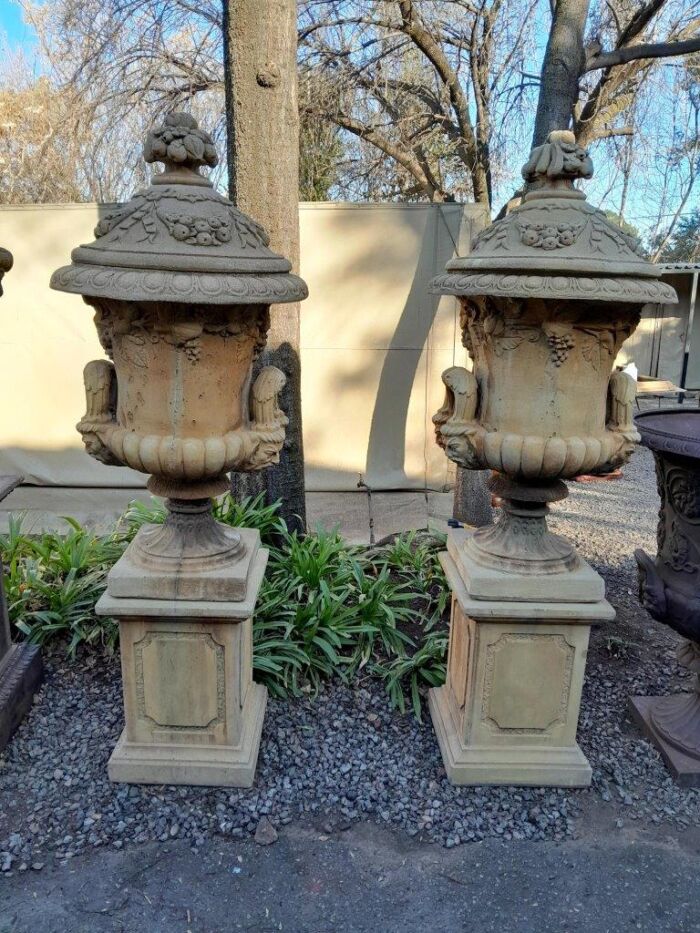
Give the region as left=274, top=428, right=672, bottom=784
left=161, top=212, right=231, bottom=246
left=547, top=331, right=575, bottom=366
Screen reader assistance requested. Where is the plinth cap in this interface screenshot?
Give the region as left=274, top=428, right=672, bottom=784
left=432, top=130, right=677, bottom=305
left=50, top=112, right=308, bottom=305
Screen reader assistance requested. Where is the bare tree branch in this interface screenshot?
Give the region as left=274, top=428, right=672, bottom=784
left=585, top=36, right=700, bottom=72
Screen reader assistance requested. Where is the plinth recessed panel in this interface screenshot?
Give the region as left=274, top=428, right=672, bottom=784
left=135, top=631, right=225, bottom=730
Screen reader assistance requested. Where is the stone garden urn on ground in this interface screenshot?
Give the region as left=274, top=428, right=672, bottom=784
left=428, top=131, right=677, bottom=786
left=631, top=410, right=700, bottom=786
left=0, top=248, right=43, bottom=750
left=50, top=113, right=307, bottom=785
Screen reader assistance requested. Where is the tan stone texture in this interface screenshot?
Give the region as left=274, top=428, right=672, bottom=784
left=429, top=550, right=611, bottom=786
left=102, top=550, right=269, bottom=787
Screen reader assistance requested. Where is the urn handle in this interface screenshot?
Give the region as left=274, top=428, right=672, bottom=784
left=606, top=370, right=638, bottom=438
left=77, top=360, right=123, bottom=466
left=239, top=366, right=290, bottom=471
left=433, top=366, right=479, bottom=436
left=433, top=366, right=484, bottom=470
left=250, top=366, right=287, bottom=430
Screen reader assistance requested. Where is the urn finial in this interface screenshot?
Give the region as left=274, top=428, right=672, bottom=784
left=521, top=129, right=593, bottom=190
left=143, top=111, right=219, bottom=185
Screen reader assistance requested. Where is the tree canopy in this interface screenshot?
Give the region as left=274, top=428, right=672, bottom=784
left=3, top=0, right=698, bottom=247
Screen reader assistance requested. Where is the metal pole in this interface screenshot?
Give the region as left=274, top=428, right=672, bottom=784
left=681, top=269, right=699, bottom=390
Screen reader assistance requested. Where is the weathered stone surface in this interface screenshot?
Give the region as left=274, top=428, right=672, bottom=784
left=106, top=527, right=261, bottom=603
left=50, top=112, right=308, bottom=581
left=429, top=551, right=611, bottom=787
left=48, top=114, right=301, bottom=785
left=426, top=135, right=653, bottom=786
left=431, top=130, right=678, bottom=577
left=633, top=409, right=700, bottom=780
left=447, top=527, right=605, bottom=604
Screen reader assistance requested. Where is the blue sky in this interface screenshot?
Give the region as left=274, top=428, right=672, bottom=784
left=0, top=0, right=693, bottom=236
left=0, top=2, right=37, bottom=53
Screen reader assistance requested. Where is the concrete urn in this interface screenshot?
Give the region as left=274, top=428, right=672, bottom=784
left=631, top=410, right=700, bottom=782
left=432, top=130, right=677, bottom=579
left=50, top=113, right=307, bottom=600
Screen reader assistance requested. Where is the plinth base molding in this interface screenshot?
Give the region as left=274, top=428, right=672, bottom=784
left=629, top=695, right=700, bottom=788
left=108, top=683, right=267, bottom=787
left=429, top=686, right=591, bottom=786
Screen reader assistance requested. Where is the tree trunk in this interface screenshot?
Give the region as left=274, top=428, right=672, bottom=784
left=453, top=468, right=493, bottom=528
left=531, top=0, right=591, bottom=147
left=223, top=0, right=307, bottom=534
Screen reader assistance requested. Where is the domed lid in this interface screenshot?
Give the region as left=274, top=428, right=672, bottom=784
left=432, top=131, right=677, bottom=305
left=50, top=113, right=308, bottom=305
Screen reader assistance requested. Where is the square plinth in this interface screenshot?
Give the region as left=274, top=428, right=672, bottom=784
left=447, top=528, right=605, bottom=604
left=429, top=552, right=612, bottom=787
left=629, top=696, right=700, bottom=788
left=0, top=643, right=43, bottom=751
left=102, top=546, right=268, bottom=787
left=106, top=527, right=261, bottom=603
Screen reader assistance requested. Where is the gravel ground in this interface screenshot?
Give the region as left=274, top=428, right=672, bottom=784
left=1, top=446, right=699, bottom=875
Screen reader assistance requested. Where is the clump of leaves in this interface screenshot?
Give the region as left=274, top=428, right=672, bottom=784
left=0, top=515, right=125, bottom=654
left=2, top=502, right=451, bottom=717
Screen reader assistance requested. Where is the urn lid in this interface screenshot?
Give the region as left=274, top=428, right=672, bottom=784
left=432, top=131, right=677, bottom=305
left=50, top=113, right=308, bottom=305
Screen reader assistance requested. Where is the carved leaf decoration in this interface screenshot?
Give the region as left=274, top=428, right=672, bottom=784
left=667, top=469, right=700, bottom=523
left=118, top=335, right=149, bottom=369
left=495, top=337, right=525, bottom=355
left=580, top=335, right=600, bottom=372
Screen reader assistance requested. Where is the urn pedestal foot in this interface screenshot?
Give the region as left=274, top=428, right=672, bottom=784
left=448, top=528, right=605, bottom=604
left=430, top=536, right=614, bottom=787
left=108, top=524, right=261, bottom=603
left=0, top=643, right=43, bottom=751
left=429, top=685, right=592, bottom=786
left=628, top=693, right=700, bottom=788
left=97, top=542, right=269, bottom=787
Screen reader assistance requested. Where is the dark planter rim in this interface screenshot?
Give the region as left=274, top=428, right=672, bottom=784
left=634, top=408, right=700, bottom=459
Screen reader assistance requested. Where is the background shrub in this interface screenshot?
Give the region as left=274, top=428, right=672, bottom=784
left=0, top=496, right=449, bottom=717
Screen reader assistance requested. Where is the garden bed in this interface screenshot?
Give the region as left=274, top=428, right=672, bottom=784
left=1, top=448, right=699, bottom=873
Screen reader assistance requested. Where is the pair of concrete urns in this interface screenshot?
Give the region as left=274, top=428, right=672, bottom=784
left=2, top=113, right=696, bottom=788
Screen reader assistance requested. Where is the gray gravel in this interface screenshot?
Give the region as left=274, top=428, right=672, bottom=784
left=1, top=446, right=698, bottom=874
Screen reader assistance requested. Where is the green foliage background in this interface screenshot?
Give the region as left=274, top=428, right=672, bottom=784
left=0, top=496, right=449, bottom=719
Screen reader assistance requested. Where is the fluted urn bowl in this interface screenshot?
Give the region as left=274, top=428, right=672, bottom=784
left=431, top=131, right=677, bottom=575
left=50, top=113, right=307, bottom=598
